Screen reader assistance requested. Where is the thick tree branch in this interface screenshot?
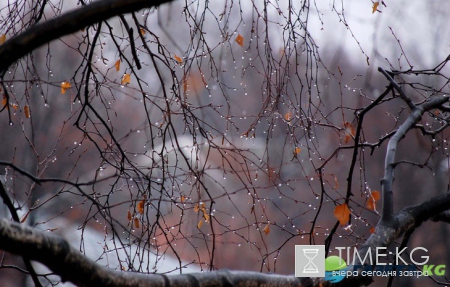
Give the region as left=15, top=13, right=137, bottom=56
left=380, top=92, right=449, bottom=224
left=0, top=0, right=174, bottom=73
left=0, top=219, right=304, bottom=287
left=346, top=192, right=450, bottom=286
left=0, top=182, right=42, bottom=287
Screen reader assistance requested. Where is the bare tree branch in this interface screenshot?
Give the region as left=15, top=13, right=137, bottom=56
left=356, top=191, right=450, bottom=277
left=0, top=182, right=42, bottom=287
left=0, top=218, right=305, bottom=287
left=0, top=0, right=174, bottom=73
left=380, top=93, right=449, bottom=224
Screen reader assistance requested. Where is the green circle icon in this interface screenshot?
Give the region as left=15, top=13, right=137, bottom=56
left=325, top=255, right=347, bottom=271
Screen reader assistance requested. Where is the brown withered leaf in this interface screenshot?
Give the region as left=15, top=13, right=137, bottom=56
left=334, top=203, right=351, bottom=226
left=263, top=224, right=270, bottom=235
left=137, top=200, right=145, bottom=214
left=235, top=34, right=244, bottom=47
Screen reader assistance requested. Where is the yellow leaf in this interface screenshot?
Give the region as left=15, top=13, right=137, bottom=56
left=372, top=2, right=379, bottom=13
left=235, top=34, right=244, bottom=47
left=334, top=203, right=351, bottom=226
left=294, top=147, right=301, bottom=155
left=174, top=55, right=183, bottom=64
left=134, top=217, right=140, bottom=228
left=115, top=60, right=121, bottom=71
left=137, top=200, right=145, bottom=214
left=61, top=81, right=72, bottom=94
left=127, top=210, right=132, bottom=221
left=0, top=34, right=5, bottom=44
left=197, top=219, right=203, bottom=229
left=24, top=105, right=30, bottom=118
left=263, top=224, right=270, bottom=235
left=121, top=74, right=131, bottom=85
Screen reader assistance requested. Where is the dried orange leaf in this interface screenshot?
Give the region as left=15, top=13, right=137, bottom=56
left=194, top=204, right=199, bottom=213
left=180, top=195, right=186, bottom=203
left=174, top=55, right=183, bottom=64
left=61, top=81, right=72, bottom=94
left=24, top=105, right=30, bottom=118
left=139, top=28, right=146, bottom=35
left=284, top=111, right=293, bottom=121
left=137, top=200, right=145, bottom=214
left=121, top=73, right=131, bottom=85
left=127, top=210, right=132, bottom=221
left=369, top=226, right=375, bottom=234
left=294, top=147, right=301, bottom=155
left=134, top=217, right=140, bottom=228
left=203, top=212, right=210, bottom=222
left=371, top=190, right=381, bottom=201
left=263, top=224, right=270, bottom=235
left=12, top=103, right=18, bottom=111
left=366, top=190, right=381, bottom=211
left=114, top=59, right=121, bottom=71
left=1, top=95, right=6, bottom=107
left=197, top=219, right=203, bottom=229
left=372, top=2, right=379, bottom=13
left=0, top=34, right=5, bottom=44
left=235, top=34, right=244, bottom=47
left=366, top=199, right=376, bottom=211
left=334, top=203, right=351, bottom=226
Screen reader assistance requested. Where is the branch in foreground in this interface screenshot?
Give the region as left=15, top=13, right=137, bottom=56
left=351, top=192, right=450, bottom=286
left=380, top=95, right=449, bottom=224
left=0, top=0, right=174, bottom=73
left=0, top=219, right=305, bottom=287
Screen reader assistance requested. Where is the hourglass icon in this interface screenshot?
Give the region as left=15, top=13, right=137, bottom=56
left=303, top=248, right=319, bottom=273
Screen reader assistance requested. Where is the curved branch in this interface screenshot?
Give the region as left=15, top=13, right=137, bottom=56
left=358, top=192, right=450, bottom=263
left=346, top=192, right=450, bottom=286
left=0, top=0, right=174, bottom=73
left=0, top=218, right=304, bottom=287
left=380, top=95, right=449, bottom=224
